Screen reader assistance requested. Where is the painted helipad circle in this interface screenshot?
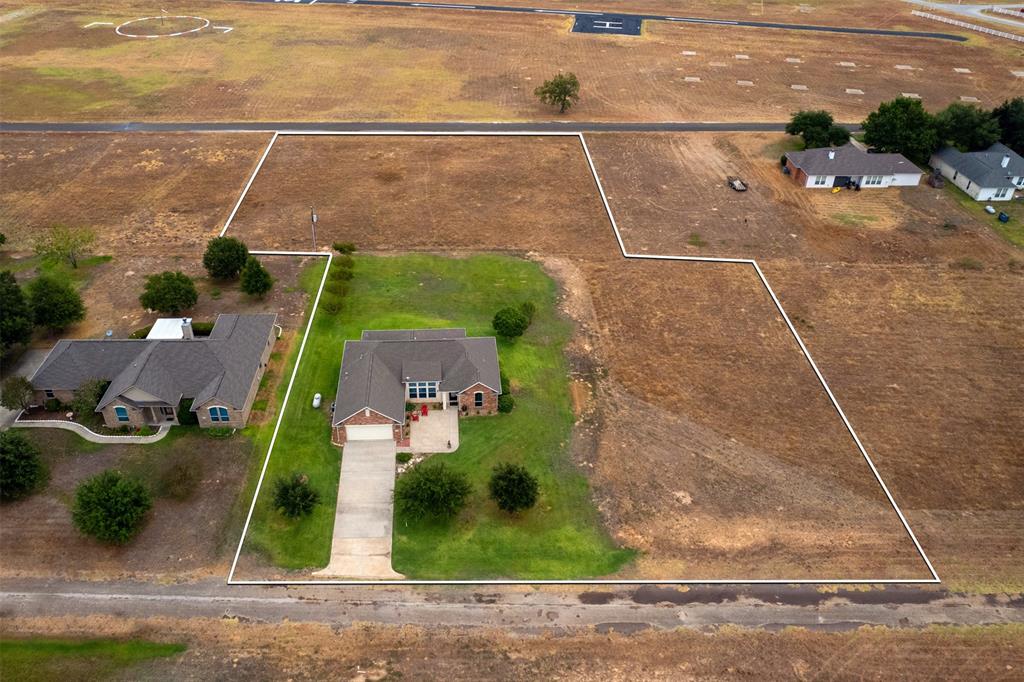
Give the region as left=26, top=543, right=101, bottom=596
left=115, top=15, right=210, bottom=39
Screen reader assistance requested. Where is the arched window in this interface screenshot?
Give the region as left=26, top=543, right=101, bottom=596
left=114, top=406, right=129, bottom=422
left=474, top=392, right=484, bottom=408
left=209, top=406, right=229, bottom=422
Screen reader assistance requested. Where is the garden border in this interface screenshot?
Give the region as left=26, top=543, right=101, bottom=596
left=225, top=131, right=940, bottom=586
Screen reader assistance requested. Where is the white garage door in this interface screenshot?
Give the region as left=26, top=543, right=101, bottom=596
left=345, top=424, right=393, bottom=441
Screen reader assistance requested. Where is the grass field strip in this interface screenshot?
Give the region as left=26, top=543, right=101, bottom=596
left=225, top=131, right=939, bottom=585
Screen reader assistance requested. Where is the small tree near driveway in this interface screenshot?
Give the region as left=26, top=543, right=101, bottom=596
left=140, top=271, right=198, bottom=314
left=488, top=463, right=539, bottom=514
left=395, top=461, right=471, bottom=521
left=72, top=470, right=152, bottom=544
left=535, top=72, right=580, bottom=114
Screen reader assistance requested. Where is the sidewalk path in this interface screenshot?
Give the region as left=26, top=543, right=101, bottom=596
left=12, top=419, right=172, bottom=444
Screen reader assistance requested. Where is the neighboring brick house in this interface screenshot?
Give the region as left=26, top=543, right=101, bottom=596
left=28, top=314, right=278, bottom=430
left=332, top=329, right=501, bottom=445
left=785, top=144, right=922, bottom=189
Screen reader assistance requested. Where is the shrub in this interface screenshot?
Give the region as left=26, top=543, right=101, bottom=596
left=44, top=398, right=62, bottom=413
left=497, top=394, right=516, bottom=414
left=0, top=431, right=45, bottom=501
left=396, top=452, right=413, bottom=464
left=488, top=463, right=539, bottom=514
left=158, top=458, right=202, bottom=500
left=1, top=376, right=34, bottom=411
left=202, top=236, right=249, bottom=280
left=323, top=280, right=349, bottom=297
left=72, top=470, right=152, bottom=544
left=27, top=275, right=86, bottom=332
left=320, top=294, right=344, bottom=315
left=519, top=301, right=536, bottom=324
left=499, top=370, right=510, bottom=394
left=177, top=398, right=198, bottom=426
left=688, top=232, right=707, bottom=247
left=329, top=264, right=354, bottom=281
left=204, top=427, right=234, bottom=438
left=332, top=242, right=357, bottom=255
left=70, top=378, right=108, bottom=419
left=240, top=256, right=274, bottom=298
left=492, top=306, right=529, bottom=338
left=395, top=461, right=471, bottom=521
left=139, top=271, right=198, bottom=314
left=129, top=325, right=153, bottom=339
left=273, top=473, right=319, bottom=518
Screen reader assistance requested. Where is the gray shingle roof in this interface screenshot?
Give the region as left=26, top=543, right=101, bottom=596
left=932, top=143, right=1024, bottom=188
left=333, top=329, right=501, bottom=424
left=786, top=144, right=920, bottom=177
left=30, top=313, right=277, bottom=412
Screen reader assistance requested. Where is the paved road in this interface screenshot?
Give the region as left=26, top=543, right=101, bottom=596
left=314, top=440, right=403, bottom=579
left=239, top=0, right=966, bottom=41
left=0, top=121, right=860, bottom=133
left=1, top=579, right=1021, bottom=632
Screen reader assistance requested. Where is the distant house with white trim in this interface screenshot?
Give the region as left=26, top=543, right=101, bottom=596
left=930, top=142, right=1024, bottom=202
left=29, top=314, right=278, bottom=429
left=331, top=329, right=501, bottom=445
left=785, top=144, right=922, bottom=189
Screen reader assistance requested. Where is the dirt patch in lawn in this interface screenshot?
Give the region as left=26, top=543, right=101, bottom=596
left=229, top=135, right=619, bottom=259
left=585, top=132, right=1017, bottom=264
left=0, top=429, right=252, bottom=580
left=0, top=133, right=269, bottom=254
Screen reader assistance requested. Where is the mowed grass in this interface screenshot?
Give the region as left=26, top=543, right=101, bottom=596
left=943, top=183, right=1024, bottom=249
left=0, top=638, right=185, bottom=681
left=241, top=253, right=633, bottom=577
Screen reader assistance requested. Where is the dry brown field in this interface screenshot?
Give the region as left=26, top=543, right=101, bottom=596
left=0, top=0, right=1019, bottom=123
left=5, top=615, right=1024, bottom=679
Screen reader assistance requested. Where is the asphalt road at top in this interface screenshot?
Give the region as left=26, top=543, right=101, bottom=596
left=241, top=0, right=966, bottom=41
left=0, top=121, right=855, bottom=133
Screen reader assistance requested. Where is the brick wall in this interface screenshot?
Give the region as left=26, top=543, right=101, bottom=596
left=457, top=383, right=498, bottom=416
left=100, top=398, right=147, bottom=429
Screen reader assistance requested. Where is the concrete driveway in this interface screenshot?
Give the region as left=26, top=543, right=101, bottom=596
left=314, top=440, right=404, bottom=579
left=0, top=348, right=49, bottom=430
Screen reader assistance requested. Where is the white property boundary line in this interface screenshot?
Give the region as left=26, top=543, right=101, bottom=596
left=225, top=131, right=940, bottom=585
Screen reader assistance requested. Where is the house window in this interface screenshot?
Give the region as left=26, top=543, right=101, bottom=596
left=474, top=392, right=484, bottom=408
left=209, top=406, right=229, bottom=422
left=813, top=175, right=827, bottom=186
left=862, top=175, right=884, bottom=186
left=994, top=186, right=1011, bottom=199
left=44, top=389, right=55, bottom=399
left=407, top=381, right=438, bottom=399
left=114, top=406, right=129, bottom=423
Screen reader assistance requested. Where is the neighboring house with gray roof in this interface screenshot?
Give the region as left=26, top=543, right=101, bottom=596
left=930, top=143, right=1024, bottom=201
left=331, top=329, right=501, bottom=445
left=29, top=314, right=278, bottom=430
left=785, top=144, right=922, bottom=189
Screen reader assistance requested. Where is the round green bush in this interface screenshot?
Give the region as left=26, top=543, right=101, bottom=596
left=273, top=473, right=319, bottom=518
left=395, top=461, right=471, bottom=521
left=492, top=306, right=529, bottom=338
left=497, top=394, right=515, bottom=413
left=202, top=236, right=249, bottom=280
left=72, top=470, right=152, bottom=544
left=488, top=463, right=539, bottom=514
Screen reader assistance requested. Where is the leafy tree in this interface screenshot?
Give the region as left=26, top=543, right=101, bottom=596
left=535, top=72, right=580, bottom=114
left=862, top=97, right=939, bottom=165
left=332, top=242, right=357, bottom=255
left=785, top=110, right=850, bottom=149
left=0, top=271, right=33, bottom=354
left=1, top=376, right=35, bottom=411
left=70, top=378, right=108, bottom=418
left=72, top=470, right=151, bottom=544
left=993, top=97, right=1024, bottom=155
left=140, top=271, right=198, bottom=314
left=492, top=306, right=530, bottom=338
left=488, top=463, right=539, bottom=514
left=497, top=393, right=515, bottom=413
left=272, top=473, right=319, bottom=518
left=240, top=257, right=274, bottom=298
left=27, top=275, right=85, bottom=332
left=936, top=102, right=1000, bottom=152
left=395, top=461, right=472, bottom=521
left=202, top=236, right=249, bottom=280
left=33, top=225, right=95, bottom=268
left=0, top=430, right=45, bottom=501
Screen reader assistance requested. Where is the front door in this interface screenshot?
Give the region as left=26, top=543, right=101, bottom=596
left=449, top=392, right=458, bottom=407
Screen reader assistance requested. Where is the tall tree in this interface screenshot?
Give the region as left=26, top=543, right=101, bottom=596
left=0, top=271, right=33, bottom=354
left=993, top=97, right=1024, bottom=155
left=139, top=271, right=198, bottom=314
left=27, top=275, right=85, bottom=332
left=33, top=225, right=96, bottom=269
left=936, top=102, right=1001, bottom=152
left=0, top=376, right=34, bottom=412
left=785, top=110, right=850, bottom=149
left=535, top=72, right=580, bottom=114
left=202, top=237, right=249, bottom=280
left=862, top=97, right=939, bottom=166
left=240, top=256, right=273, bottom=298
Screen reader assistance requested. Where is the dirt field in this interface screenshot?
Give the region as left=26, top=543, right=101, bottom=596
left=0, top=430, right=251, bottom=580
left=0, top=133, right=269, bottom=254
left=228, top=135, right=620, bottom=259
left=0, top=1, right=1019, bottom=123
left=585, top=132, right=1017, bottom=265
left=5, top=616, right=1023, bottom=680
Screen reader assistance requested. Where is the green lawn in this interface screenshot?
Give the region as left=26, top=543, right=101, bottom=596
left=0, top=638, right=185, bottom=681
left=943, top=183, right=1024, bottom=249
left=241, top=253, right=634, bottom=578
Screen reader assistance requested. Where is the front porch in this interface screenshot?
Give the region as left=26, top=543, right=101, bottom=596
left=399, top=405, right=459, bottom=454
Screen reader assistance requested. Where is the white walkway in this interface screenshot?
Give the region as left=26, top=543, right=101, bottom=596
left=314, top=440, right=405, bottom=579
left=12, top=419, right=171, bottom=444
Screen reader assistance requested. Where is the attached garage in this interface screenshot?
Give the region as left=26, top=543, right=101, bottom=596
left=345, top=424, right=395, bottom=441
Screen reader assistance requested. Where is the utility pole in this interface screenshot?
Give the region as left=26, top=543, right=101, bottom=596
left=310, top=205, right=318, bottom=251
